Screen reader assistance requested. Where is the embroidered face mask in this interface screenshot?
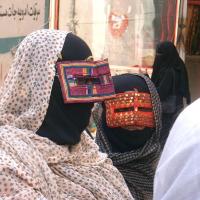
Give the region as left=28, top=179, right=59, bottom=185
left=56, top=59, right=115, bottom=103
left=105, top=90, right=155, bottom=128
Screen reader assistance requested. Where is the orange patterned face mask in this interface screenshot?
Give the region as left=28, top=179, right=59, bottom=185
left=105, top=90, right=155, bottom=128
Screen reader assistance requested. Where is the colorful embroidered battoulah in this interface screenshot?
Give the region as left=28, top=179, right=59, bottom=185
left=56, top=59, right=115, bottom=103
left=0, top=29, right=134, bottom=200
left=105, top=90, right=155, bottom=128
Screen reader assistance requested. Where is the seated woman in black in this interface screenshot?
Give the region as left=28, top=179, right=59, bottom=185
left=94, top=73, right=162, bottom=200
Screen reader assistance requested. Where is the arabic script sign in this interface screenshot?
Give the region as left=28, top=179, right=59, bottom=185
left=0, top=0, right=45, bottom=38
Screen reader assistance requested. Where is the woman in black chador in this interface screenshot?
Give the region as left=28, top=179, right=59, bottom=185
left=151, top=41, right=191, bottom=149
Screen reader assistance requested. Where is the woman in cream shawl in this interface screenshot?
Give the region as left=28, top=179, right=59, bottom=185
left=0, top=29, right=133, bottom=200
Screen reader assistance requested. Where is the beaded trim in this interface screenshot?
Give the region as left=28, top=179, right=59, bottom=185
left=105, top=91, right=155, bottom=128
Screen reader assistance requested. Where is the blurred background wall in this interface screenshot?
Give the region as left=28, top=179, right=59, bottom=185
left=0, top=0, right=199, bottom=101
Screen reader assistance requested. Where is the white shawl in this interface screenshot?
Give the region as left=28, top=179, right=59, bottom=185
left=154, top=98, right=200, bottom=200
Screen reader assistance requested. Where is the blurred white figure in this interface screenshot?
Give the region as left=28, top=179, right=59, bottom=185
left=154, top=98, right=200, bottom=200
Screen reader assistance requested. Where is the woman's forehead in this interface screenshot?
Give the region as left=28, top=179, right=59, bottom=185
left=112, top=74, right=149, bottom=94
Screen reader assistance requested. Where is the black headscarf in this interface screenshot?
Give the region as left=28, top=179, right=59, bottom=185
left=94, top=73, right=162, bottom=200
left=37, top=33, right=94, bottom=145
left=101, top=74, right=154, bottom=153
left=151, top=41, right=191, bottom=104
